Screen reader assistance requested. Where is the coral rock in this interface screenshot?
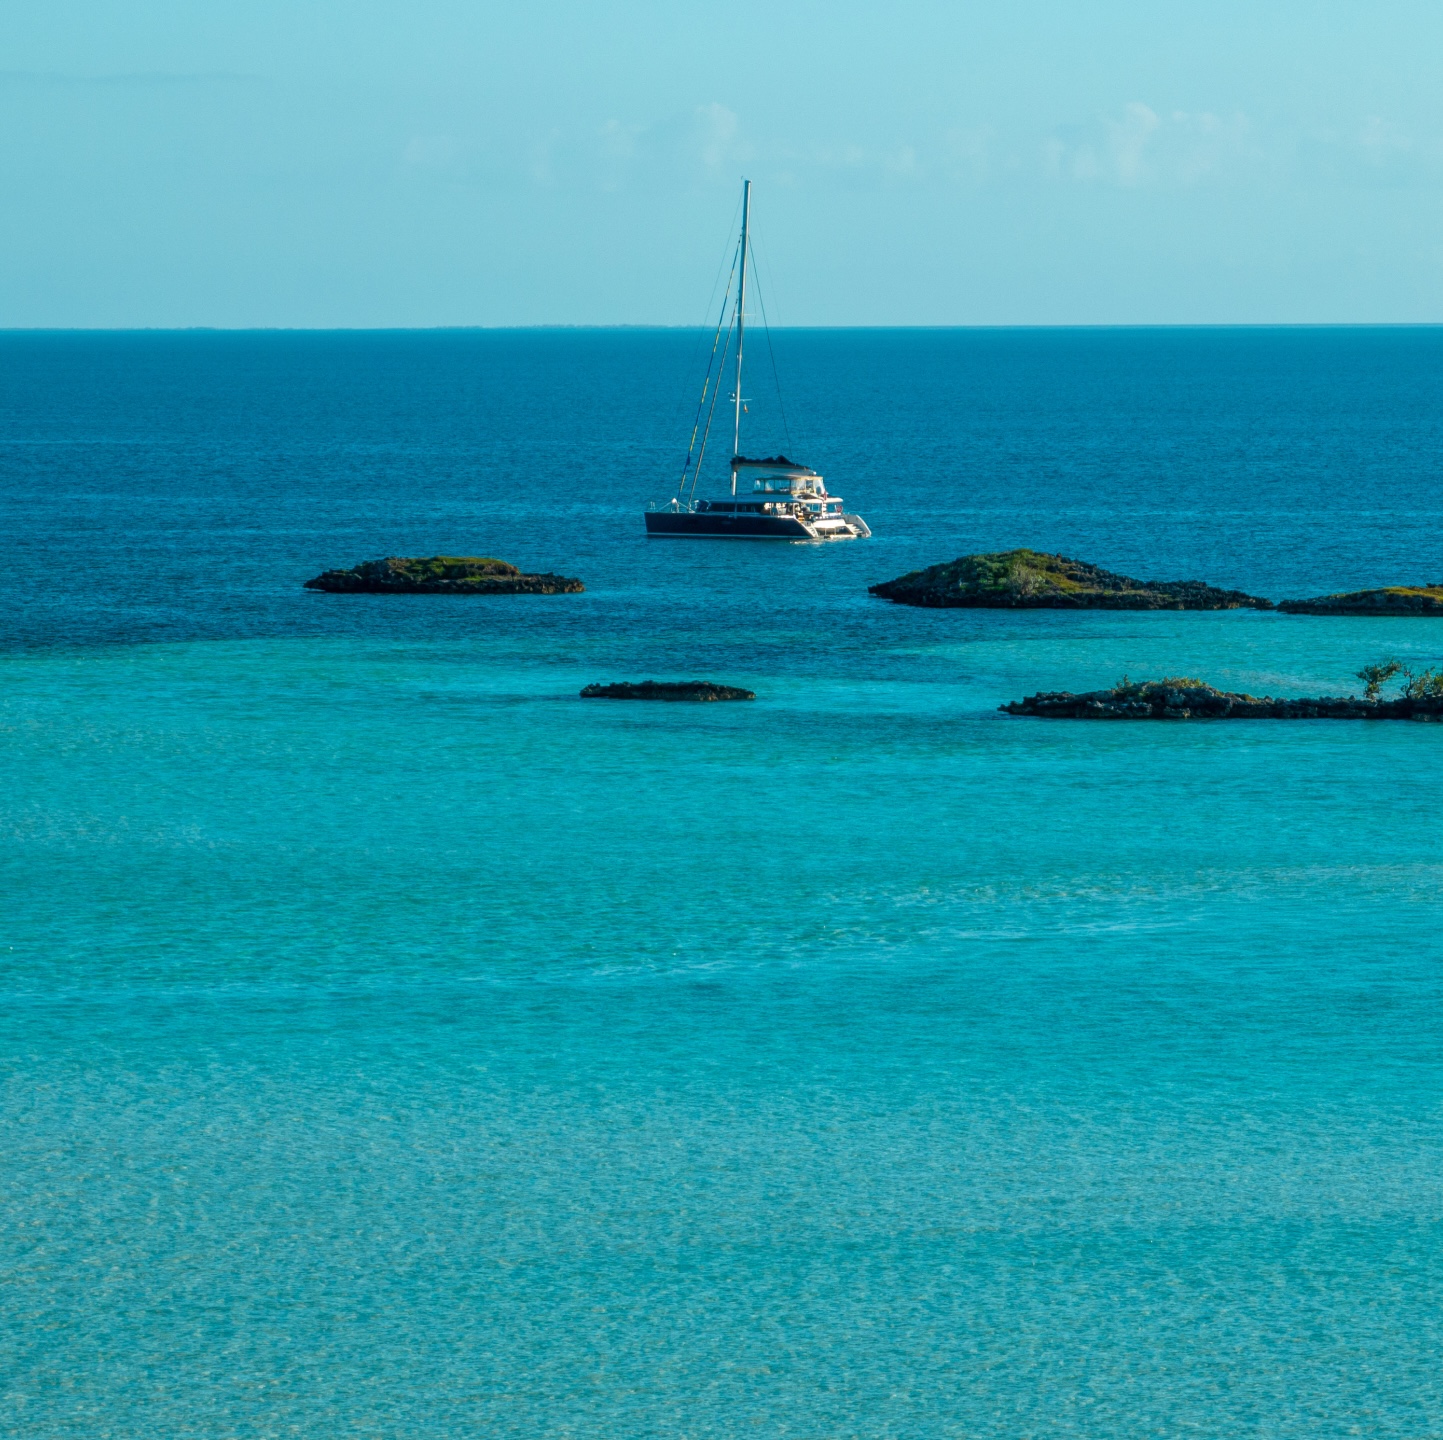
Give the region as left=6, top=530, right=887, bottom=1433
left=869, top=550, right=1272, bottom=610
left=305, top=556, right=583, bottom=594
left=1002, top=678, right=1443, bottom=721
left=1279, top=586, right=1443, bottom=615
left=580, top=681, right=755, bottom=702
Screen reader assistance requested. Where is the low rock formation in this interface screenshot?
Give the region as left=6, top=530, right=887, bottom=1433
left=305, top=556, right=583, bottom=594
left=869, top=550, right=1272, bottom=610
left=1279, top=585, right=1443, bottom=615
left=1003, top=677, right=1443, bottom=720
left=581, top=681, right=755, bottom=702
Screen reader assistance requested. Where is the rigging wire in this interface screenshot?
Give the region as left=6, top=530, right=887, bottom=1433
left=689, top=300, right=738, bottom=503
left=747, top=233, right=794, bottom=456
left=666, top=190, right=745, bottom=447
left=697, top=189, right=744, bottom=340
left=676, top=236, right=740, bottom=497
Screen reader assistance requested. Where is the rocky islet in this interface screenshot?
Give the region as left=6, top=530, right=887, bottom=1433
left=1278, top=585, right=1443, bottom=615
left=581, top=681, right=756, bottom=702
left=868, top=550, right=1272, bottom=610
left=1003, top=678, right=1443, bottom=721
left=305, top=556, right=584, bottom=594
left=305, top=550, right=1443, bottom=711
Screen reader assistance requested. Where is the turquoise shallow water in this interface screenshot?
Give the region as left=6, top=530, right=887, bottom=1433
left=4, top=330, right=1443, bottom=1435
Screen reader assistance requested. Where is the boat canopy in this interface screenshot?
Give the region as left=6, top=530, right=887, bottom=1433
left=730, top=454, right=819, bottom=476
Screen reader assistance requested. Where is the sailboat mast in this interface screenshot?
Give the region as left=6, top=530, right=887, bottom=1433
left=731, top=178, right=750, bottom=496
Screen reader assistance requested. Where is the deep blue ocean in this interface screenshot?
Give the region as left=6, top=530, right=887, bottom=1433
left=3, top=328, right=1443, bottom=1437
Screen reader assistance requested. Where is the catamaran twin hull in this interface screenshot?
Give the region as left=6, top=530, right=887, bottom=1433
left=644, top=509, right=871, bottom=540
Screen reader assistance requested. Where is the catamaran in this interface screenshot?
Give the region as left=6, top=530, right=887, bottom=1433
left=645, top=181, right=870, bottom=541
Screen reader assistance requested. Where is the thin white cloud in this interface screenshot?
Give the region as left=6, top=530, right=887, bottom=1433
left=404, top=105, right=747, bottom=193
left=0, top=70, right=260, bottom=88
left=695, top=104, right=739, bottom=171
left=584, top=104, right=747, bottom=190
left=1044, top=103, right=1255, bottom=187
left=430, top=99, right=1443, bottom=202
left=1294, top=115, right=1443, bottom=188
left=945, top=125, right=995, bottom=183
left=1107, top=102, right=1160, bottom=184
left=1358, top=115, right=1412, bottom=163
left=404, top=135, right=465, bottom=171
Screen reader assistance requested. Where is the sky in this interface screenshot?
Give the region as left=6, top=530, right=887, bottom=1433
left=4, top=1, right=1443, bottom=326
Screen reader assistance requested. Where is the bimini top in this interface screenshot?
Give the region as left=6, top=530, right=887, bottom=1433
left=730, top=454, right=820, bottom=477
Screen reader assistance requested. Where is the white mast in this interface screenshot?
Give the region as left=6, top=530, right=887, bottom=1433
left=731, top=178, right=750, bottom=496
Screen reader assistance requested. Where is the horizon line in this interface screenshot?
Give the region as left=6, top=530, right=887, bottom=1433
left=4, top=321, right=1443, bottom=334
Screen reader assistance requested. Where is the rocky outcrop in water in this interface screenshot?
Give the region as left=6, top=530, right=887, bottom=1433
left=581, top=681, right=756, bottom=702
left=869, top=550, right=1272, bottom=610
left=305, top=556, right=584, bottom=594
left=1003, top=678, right=1443, bottom=720
left=1279, top=585, right=1443, bottom=615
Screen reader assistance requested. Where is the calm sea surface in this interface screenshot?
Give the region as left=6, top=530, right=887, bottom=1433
left=3, top=328, right=1443, bottom=1437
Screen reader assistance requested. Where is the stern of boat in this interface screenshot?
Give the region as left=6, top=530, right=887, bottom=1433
left=802, top=513, right=871, bottom=540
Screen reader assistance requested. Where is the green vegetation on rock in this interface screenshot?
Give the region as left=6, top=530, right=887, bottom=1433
left=305, top=556, right=584, bottom=594
left=1356, top=657, right=1443, bottom=700
left=388, top=556, right=519, bottom=581
left=1405, top=668, right=1443, bottom=699
left=1281, top=585, right=1443, bottom=615
left=1356, top=659, right=1403, bottom=700
left=1113, top=675, right=1221, bottom=699
left=1005, top=666, right=1443, bottom=720
left=869, top=550, right=1272, bottom=610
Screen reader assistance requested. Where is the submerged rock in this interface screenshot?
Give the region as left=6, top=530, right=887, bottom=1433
left=869, top=550, right=1272, bottom=610
left=581, top=681, right=756, bottom=702
left=305, top=556, right=583, bottom=594
left=1003, top=678, right=1443, bottom=720
left=1279, top=585, right=1443, bottom=615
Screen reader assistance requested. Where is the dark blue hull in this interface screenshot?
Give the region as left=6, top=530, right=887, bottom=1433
left=645, top=511, right=814, bottom=539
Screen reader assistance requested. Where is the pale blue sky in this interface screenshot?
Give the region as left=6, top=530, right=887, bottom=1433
left=4, top=1, right=1443, bottom=326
